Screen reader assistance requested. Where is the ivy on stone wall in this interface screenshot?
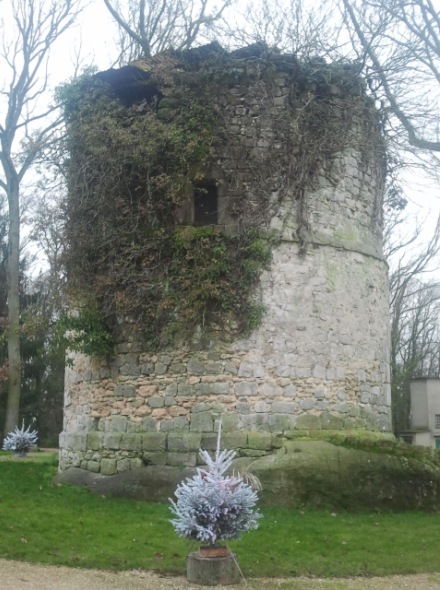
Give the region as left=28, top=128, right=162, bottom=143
left=60, top=45, right=385, bottom=355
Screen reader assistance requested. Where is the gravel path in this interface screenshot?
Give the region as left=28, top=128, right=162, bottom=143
left=1, top=559, right=440, bottom=590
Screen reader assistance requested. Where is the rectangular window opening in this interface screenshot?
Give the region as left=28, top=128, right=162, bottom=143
left=194, top=181, right=218, bottom=226
left=435, top=414, right=440, bottom=429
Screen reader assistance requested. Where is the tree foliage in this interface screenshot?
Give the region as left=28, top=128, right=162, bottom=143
left=170, top=424, right=261, bottom=545
left=0, top=0, right=80, bottom=433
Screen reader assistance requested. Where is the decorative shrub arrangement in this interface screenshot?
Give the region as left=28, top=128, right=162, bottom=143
left=170, top=423, right=262, bottom=546
left=3, top=422, right=38, bottom=456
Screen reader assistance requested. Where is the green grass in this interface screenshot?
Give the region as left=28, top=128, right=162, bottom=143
left=0, top=459, right=440, bottom=577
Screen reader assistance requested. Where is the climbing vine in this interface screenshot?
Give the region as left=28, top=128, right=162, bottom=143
left=60, top=45, right=385, bottom=355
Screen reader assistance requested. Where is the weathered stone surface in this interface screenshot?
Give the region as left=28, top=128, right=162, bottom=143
left=246, top=432, right=272, bottom=450
left=114, top=385, right=136, bottom=398
left=103, top=433, right=122, bottom=449
left=86, top=432, right=103, bottom=450
left=168, top=432, right=202, bottom=452
left=142, top=432, right=167, bottom=451
left=100, top=458, right=117, bottom=475
left=60, top=54, right=391, bottom=474
left=321, top=413, right=345, bottom=430
left=190, top=411, right=213, bottom=432
left=167, top=452, right=197, bottom=467
left=120, top=433, right=142, bottom=452
left=295, top=415, right=322, bottom=430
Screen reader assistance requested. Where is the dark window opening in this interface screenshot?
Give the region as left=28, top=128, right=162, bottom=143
left=194, top=181, right=218, bottom=226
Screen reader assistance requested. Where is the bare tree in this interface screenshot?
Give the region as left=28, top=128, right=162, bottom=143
left=102, top=0, right=235, bottom=62
left=226, top=0, right=339, bottom=58
left=385, top=210, right=440, bottom=432
left=0, top=0, right=81, bottom=434
left=339, top=0, right=440, bottom=154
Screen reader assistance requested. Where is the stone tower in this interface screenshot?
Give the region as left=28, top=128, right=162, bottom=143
left=59, top=45, right=391, bottom=474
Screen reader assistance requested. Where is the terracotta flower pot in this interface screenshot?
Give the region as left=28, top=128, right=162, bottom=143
left=199, top=545, right=229, bottom=558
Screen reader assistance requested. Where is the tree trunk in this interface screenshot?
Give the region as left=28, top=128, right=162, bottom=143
left=5, top=180, right=20, bottom=433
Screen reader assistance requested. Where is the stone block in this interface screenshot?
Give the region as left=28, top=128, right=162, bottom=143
left=192, top=402, right=211, bottom=413
left=167, top=452, right=197, bottom=467
left=119, top=363, right=140, bottom=376
left=87, top=461, right=100, bottom=473
left=295, top=415, right=322, bottom=430
left=188, top=359, right=205, bottom=375
left=205, top=363, right=222, bottom=375
left=140, top=416, right=158, bottom=431
left=271, top=434, right=285, bottom=448
left=108, top=416, right=128, bottom=432
left=300, top=399, right=315, bottom=410
left=284, top=384, right=296, bottom=398
left=201, top=433, right=218, bottom=450
left=178, top=383, right=193, bottom=395
left=141, top=362, right=154, bottom=375
left=155, top=363, right=167, bottom=375
left=104, top=432, right=122, bottom=449
left=168, top=432, right=202, bottom=452
left=254, top=401, right=269, bottom=413
left=148, top=395, right=165, bottom=408
left=222, top=432, right=248, bottom=449
left=142, top=432, right=167, bottom=451
left=166, top=383, right=178, bottom=395
left=261, top=383, right=278, bottom=397
left=143, top=452, right=168, bottom=466
left=120, top=433, right=143, bottom=451
left=72, top=434, right=87, bottom=451
left=168, top=363, right=186, bottom=374
left=116, top=458, right=131, bottom=472
left=114, top=384, right=136, bottom=398
left=313, top=365, right=327, bottom=379
left=268, top=414, right=296, bottom=431
left=101, top=458, right=117, bottom=475
left=87, top=432, right=103, bottom=450
left=211, top=382, right=231, bottom=395
left=130, top=458, right=143, bottom=470
left=161, top=417, right=188, bottom=431
left=221, top=414, right=239, bottom=431
left=194, top=383, right=211, bottom=395
left=236, top=382, right=257, bottom=396
left=236, top=402, right=251, bottom=414
left=238, top=363, right=254, bottom=377
left=190, top=411, right=214, bottom=432
left=321, top=413, right=344, bottom=430
left=271, top=402, right=297, bottom=414
left=224, top=362, right=238, bottom=375
left=247, top=432, right=273, bottom=450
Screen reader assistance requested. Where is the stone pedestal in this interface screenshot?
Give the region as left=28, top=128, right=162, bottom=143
left=187, top=550, right=241, bottom=586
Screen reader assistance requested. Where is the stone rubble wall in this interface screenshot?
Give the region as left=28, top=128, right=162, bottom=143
left=59, top=56, right=390, bottom=474
left=60, top=240, right=390, bottom=474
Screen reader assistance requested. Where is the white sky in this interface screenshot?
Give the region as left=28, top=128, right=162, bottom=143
left=5, top=0, right=440, bottom=278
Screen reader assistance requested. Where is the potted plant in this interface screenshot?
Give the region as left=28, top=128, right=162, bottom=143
left=170, top=421, right=261, bottom=584
left=2, top=422, right=38, bottom=457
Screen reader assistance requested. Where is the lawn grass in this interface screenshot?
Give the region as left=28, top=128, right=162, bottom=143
left=0, top=459, right=439, bottom=577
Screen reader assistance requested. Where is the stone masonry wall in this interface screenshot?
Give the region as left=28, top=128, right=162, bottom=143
left=59, top=54, right=391, bottom=474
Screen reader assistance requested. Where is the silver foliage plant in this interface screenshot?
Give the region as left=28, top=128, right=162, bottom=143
left=170, top=422, right=262, bottom=545
left=2, top=422, right=38, bottom=456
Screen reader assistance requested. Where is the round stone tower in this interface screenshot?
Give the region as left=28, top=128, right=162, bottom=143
left=59, top=45, right=391, bottom=474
